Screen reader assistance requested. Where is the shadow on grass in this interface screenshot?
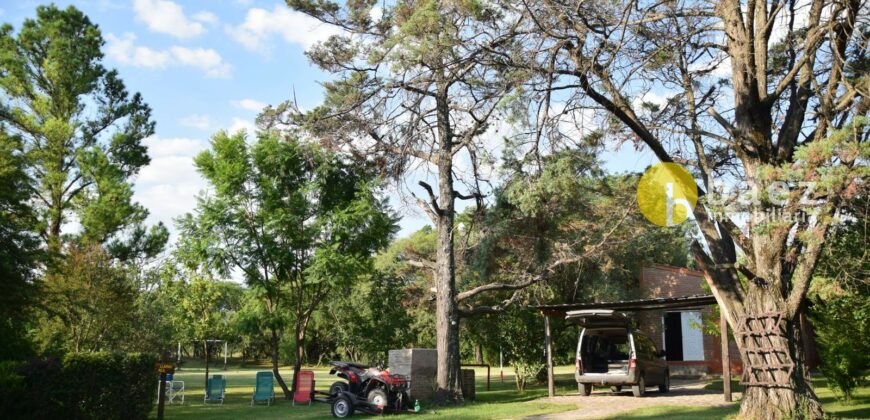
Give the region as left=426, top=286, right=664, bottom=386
left=598, top=405, right=739, bottom=419
left=702, top=377, right=870, bottom=420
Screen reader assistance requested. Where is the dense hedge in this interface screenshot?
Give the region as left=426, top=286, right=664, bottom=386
left=0, top=352, right=158, bottom=419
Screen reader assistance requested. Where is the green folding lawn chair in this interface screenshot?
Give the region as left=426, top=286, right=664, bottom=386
left=251, top=371, right=275, bottom=406
left=204, top=375, right=225, bottom=404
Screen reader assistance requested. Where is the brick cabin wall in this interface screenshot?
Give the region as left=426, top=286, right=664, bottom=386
left=637, top=264, right=742, bottom=375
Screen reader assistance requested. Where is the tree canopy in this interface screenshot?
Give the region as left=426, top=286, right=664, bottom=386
left=178, top=130, right=397, bottom=398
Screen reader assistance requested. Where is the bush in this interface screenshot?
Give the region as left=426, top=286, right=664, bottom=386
left=2, top=357, right=67, bottom=418
left=513, top=361, right=545, bottom=392
left=0, top=352, right=158, bottom=419
left=811, top=286, right=870, bottom=402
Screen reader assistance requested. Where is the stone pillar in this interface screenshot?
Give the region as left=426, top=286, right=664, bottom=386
left=389, top=349, right=438, bottom=401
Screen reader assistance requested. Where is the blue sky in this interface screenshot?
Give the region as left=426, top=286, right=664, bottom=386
left=0, top=0, right=657, bottom=239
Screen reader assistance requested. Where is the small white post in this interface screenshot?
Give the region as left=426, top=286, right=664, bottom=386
left=223, top=341, right=228, bottom=370
left=499, top=348, right=504, bottom=382
left=177, top=342, right=181, bottom=363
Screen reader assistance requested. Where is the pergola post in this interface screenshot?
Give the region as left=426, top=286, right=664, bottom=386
left=544, top=315, right=554, bottom=398
left=720, top=313, right=732, bottom=402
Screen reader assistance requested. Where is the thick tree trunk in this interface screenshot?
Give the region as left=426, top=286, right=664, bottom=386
left=734, top=289, right=823, bottom=419
left=434, top=127, right=462, bottom=403
left=434, top=194, right=461, bottom=402
left=270, top=327, right=291, bottom=399
left=475, top=343, right=484, bottom=364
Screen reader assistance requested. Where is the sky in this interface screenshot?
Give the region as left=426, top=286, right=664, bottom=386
left=0, top=0, right=658, bottom=240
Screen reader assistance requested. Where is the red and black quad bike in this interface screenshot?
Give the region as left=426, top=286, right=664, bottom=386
left=314, top=361, right=418, bottom=418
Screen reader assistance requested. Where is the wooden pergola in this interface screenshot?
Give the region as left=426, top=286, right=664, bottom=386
left=533, top=294, right=733, bottom=402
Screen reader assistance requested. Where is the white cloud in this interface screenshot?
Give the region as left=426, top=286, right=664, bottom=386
left=133, top=0, right=205, bottom=39
left=136, top=136, right=210, bottom=230
left=632, top=91, right=668, bottom=112
left=179, top=114, right=214, bottom=130
left=169, top=46, right=233, bottom=78
left=144, top=136, right=206, bottom=158
left=105, top=33, right=170, bottom=68
left=370, top=6, right=383, bottom=22
left=232, top=99, right=267, bottom=112
left=225, top=5, right=342, bottom=54
left=105, top=33, right=232, bottom=78
left=227, top=117, right=257, bottom=134
left=193, top=11, right=219, bottom=25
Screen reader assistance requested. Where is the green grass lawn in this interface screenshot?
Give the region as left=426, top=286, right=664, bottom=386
left=149, top=362, right=578, bottom=419
left=624, top=377, right=870, bottom=420
left=152, top=362, right=869, bottom=419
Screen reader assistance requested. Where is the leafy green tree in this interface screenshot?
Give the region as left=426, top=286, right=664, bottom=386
left=0, top=5, right=165, bottom=253
left=125, top=267, right=181, bottom=354
left=167, top=271, right=242, bottom=390
left=179, top=131, right=396, bottom=398
left=0, top=130, right=40, bottom=359
left=232, top=288, right=283, bottom=361
left=282, top=0, right=516, bottom=401
left=809, top=196, right=869, bottom=401
left=1, top=5, right=167, bottom=355
left=34, top=243, right=137, bottom=353
left=460, top=151, right=691, bottom=372
left=324, top=272, right=415, bottom=364
left=458, top=150, right=690, bottom=314
left=493, top=0, right=867, bottom=415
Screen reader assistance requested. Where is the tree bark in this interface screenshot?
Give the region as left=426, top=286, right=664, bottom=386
left=270, top=327, right=291, bottom=399
left=434, top=89, right=462, bottom=404
left=735, top=289, right=822, bottom=419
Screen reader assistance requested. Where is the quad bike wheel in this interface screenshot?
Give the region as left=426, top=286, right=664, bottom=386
left=330, top=381, right=349, bottom=396
left=610, top=386, right=622, bottom=393
left=367, top=388, right=388, bottom=411
left=331, top=394, right=354, bottom=418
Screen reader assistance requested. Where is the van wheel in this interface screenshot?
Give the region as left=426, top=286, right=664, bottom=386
left=578, top=383, right=592, bottom=396
left=632, top=374, right=646, bottom=397
left=659, top=372, right=670, bottom=393
left=610, top=386, right=622, bottom=393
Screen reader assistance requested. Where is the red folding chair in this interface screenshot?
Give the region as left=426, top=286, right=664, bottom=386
left=293, top=370, right=315, bottom=406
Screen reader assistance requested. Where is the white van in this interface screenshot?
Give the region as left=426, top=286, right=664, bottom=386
left=569, top=309, right=670, bottom=397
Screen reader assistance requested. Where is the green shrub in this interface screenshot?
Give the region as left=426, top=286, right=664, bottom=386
left=0, top=352, right=158, bottom=419
left=0, top=357, right=67, bottom=418
left=811, top=287, right=870, bottom=402
left=809, top=207, right=869, bottom=402
left=0, top=361, right=25, bottom=414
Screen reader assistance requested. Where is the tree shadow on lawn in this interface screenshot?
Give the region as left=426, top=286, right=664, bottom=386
left=598, top=405, right=739, bottom=420
left=702, top=377, right=870, bottom=419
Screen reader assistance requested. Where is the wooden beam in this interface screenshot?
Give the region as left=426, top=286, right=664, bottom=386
left=544, top=316, right=555, bottom=398
left=721, top=313, right=733, bottom=402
